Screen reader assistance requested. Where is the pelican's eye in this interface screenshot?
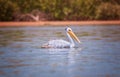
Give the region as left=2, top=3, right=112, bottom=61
left=68, top=29, right=71, bottom=31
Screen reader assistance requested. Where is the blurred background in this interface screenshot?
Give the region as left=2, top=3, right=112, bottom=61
left=0, top=0, right=120, bottom=21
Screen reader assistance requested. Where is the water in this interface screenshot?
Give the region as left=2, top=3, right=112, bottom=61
left=0, top=25, right=120, bottom=77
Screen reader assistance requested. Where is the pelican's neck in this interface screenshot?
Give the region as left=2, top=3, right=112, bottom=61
left=67, top=33, right=75, bottom=47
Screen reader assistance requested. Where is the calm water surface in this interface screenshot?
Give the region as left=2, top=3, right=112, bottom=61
left=0, top=25, right=120, bottom=77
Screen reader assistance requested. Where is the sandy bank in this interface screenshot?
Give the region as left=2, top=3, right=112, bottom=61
left=0, top=21, right=120, bottom=26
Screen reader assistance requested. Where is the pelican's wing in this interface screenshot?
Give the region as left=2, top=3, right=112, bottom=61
left=41, top=39, right=70, bottom=48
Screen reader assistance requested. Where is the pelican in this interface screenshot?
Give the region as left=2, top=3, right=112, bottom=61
left=41, top=27, right=81, bottom=48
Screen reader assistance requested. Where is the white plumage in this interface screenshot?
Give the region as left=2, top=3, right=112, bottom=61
left=41, top=27, right=81, bottom=48
left=42, top=39, right=71, bottom=48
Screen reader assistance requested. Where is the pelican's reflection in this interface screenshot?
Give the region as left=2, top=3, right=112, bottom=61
left=67, top=48, right=82, bottom=77
left=47, top=48, right=82, bottom=64
left=46, top=48, right=82, bottom=76
left=67, top=48, right=82, bottom=64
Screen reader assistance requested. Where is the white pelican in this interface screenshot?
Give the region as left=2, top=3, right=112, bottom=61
left=41, top=27, right=81, bottom=48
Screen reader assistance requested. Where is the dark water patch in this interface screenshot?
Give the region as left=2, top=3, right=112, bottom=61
left=0, top=64, right=30, bottom=68
left=0, top=64, right=45, bottom=69
left=0, top=51, right=4, bottom=55
left=0, top=30, right=26, bottom=47
left=92, top=38, right=101, bottom=40
left=77, top=32, right=96, bottom=37
left=13, top=70, right=20, bottom=75
left=0, top=70, right=5, bottom=75
left=6, top=58, right=23, bottom=64
left=55, top=32, right=65, bottom=37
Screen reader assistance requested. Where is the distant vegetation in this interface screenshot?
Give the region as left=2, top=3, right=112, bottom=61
left=0, top=0, right=120, bottom=21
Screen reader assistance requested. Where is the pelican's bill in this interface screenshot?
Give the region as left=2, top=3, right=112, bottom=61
left=68, top=31, right=81, bottom=43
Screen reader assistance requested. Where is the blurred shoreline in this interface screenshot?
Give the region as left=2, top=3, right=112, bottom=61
left=0, top=20, right=120, bottom=26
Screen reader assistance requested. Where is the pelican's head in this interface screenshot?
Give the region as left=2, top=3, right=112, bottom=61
left=65, top=27, right=81, bottom=43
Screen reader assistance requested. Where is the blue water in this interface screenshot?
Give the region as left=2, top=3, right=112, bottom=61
left=0, top=25, right=120, bottom=77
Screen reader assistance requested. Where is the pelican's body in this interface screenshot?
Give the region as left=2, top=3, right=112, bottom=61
left=42, top=39, right=72, bottom=48
left=41, top=27, right=81, bottom=48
